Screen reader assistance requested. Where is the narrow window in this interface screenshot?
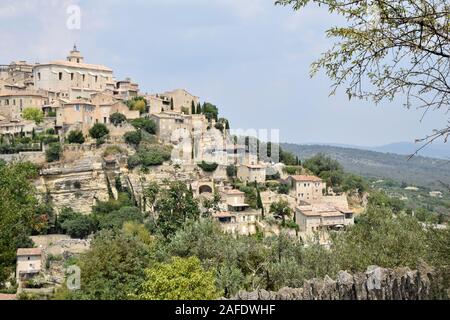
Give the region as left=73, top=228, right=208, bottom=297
left=37, top=72, right=41, bottom=80
left=71, top=73, right=74, bottom=81
left=59, top=72, right=63, bottom=80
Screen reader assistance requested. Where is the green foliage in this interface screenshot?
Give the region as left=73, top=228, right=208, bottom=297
left=136, top=256, right=221, bottom=300
left=89, top=123, right=109, bottom=140
left=127, top=144, right=172, bottom=169
left=238, top=185, right=258, bottom=209
left=197, top=161, right=218, bottom=172
left=130, top=118, right=156, bottom=135
left=226, top=164, right=237, bottom=178
left=280, top=149, right=297, bottom=165
left=0, top=162, right=38, bottom=286
left=124, top=130, right=142, bottom=147
left=40, top=134, right=60, bottom=145
left=303, top=153, right=344, bottom=188
left=103, top=145, right=127, bottom=157
left=368, top=191, right=405, bottom=214
left=342, top=174, right=368, bottom=195
left=110, top=112, right=127, bottom=126
left=96, top=206, right=143, bottom=231
left=270, top=200, right=293, bottom=226
left=23, top=107, right=44, bottom=124
left=67, top=130, right=85, bottom=144
left=201, top=102, right=219, bottom=122
left=127, top=154, right=142, bottom=169
left=154, top=181, right=200, bottom=239
left=127, top=97, right=147, bottom=114
left=45, top=142, right=62, bottom=162
left=59, top=208, right=97, bottom=239
left=68, top=230, right=151, bottom=300
left=332, top=205, right=428, bottom=272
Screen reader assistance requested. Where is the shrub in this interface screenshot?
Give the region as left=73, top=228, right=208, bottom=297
left=110, top=112, right=127, bottom=126
left=103, top=145, right=127, bottom=157
left=59, top=208, right=97, bottom=239
left=198, top=161, right=218, bottom=172
left=40, top=135, right=59, bottom=145
left=89, top=123, right=109, bottom=140
left=135, top=257, right=221, bottom=300
left=124, top=130, right=142, bottom=146
left=46, top=142, right=62, bottom=162
left=67, top=130, right=85, bottom=144
left=226, top=164, right=237, bottom=178
left=130, top=118, right=156, bottom=134
left=23, top=107, right=44, bottom=124
left=278, top=183, right=290, bottom=195
left=127, top=97, right=147, bottom=113
left=127, top=154, right=142, bottom=169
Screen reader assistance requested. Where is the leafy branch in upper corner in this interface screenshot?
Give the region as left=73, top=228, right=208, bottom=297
left=276, top=0, right=450, bottom=151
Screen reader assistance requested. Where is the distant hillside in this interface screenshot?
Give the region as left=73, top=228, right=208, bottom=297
left=316, top=142, right=450, bottom=159
left=370, top=142, right=450, bottom=160
left=281, top=143, right=450, bottom=189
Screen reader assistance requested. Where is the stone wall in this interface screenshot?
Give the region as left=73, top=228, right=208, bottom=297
left=231, top=265, right=443, bottom=300
left=37, top=163, right=110, bottom=214
left=0, top=151, right=46, bottom=165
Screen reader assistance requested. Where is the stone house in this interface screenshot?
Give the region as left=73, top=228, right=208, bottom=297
left=0, top=119, right=36, bottom=137
left=237, top=164, right=267, bottom=184
left=295, top=204, right=354, bottom=233
left=284, top=175, right=326, bottom=204
left=16, top=248, right=44, bottom=283
left=56, top=93, right=139, bottom=136
left=158, top=89, right=200, bottom=113
left=0, top=90, right=49, bottom=120
left=114, top=78, right=139, bottom=100
left=33, top=46, right=115, bottom=99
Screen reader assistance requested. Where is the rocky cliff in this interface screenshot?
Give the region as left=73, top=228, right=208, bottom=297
left=231, top=265, right=445, bottom=300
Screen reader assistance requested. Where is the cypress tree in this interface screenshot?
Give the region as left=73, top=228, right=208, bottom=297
left=196, top=102, right=201, bottom=114
left=191, top=101, right=195, bottom=114
left=256, top=186, right=264, bottom=217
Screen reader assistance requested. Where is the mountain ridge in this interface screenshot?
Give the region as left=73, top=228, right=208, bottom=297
left=281, top=143, right=450, bottom=189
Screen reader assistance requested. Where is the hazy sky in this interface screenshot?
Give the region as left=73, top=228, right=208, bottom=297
left=0, top=0, right=448, bottom=146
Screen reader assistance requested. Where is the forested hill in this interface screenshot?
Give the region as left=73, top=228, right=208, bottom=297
left=281, top=143, right=450, bottom=189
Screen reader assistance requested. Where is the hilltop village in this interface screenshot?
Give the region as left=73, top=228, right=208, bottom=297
left=0, top=47, right=359, bottom=297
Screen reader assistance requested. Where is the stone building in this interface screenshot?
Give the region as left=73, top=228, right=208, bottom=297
left=158, top=89, right=199, bottom=113
left=33, top=46, right=115, bottom=99
left=0, top=119, right=36, bottom=137
left=0, top=90, right=49, bottom=120
left=56, top=93, right=139, bottom=136
left=114, top=78, right=139, bottom=100
left=237, top=164, right=267, bottom=184
left=212, top=188, right=262, bottom=235
left=295, top=203, right=354, bottom=233
left=284, top=175, right=326, bottom=204
left=16, top=248, right=44, bottom=283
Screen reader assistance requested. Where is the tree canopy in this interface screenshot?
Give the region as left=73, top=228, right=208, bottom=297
left=22, top=108, right=44, bottom=124
left=136, top=256, right=221, bottom=300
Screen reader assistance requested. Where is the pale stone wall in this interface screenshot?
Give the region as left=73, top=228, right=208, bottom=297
left=0, top=92, right=48, bottom=120
left=33, top=63, right=113, bottom=94
left=38, top=168, right=110, bottom=214
left=292, top=180, right=326, bottom=203
left=230, top=265, right=440, bottom=300
left=16, top=255, right=42, bottom=282
left=161, top=89, right=199, bottom=113
left=0, top=151, right=46, bottom=165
